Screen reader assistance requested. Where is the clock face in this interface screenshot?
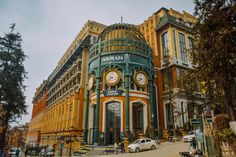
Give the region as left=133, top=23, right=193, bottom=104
left=88, top=76, right=94, bottom=89
left=135, top=72, right=147, bottom=87
left=105, top=70, right=120, bottom=86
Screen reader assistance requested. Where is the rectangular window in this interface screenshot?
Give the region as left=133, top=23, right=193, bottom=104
left=173, top=30, right=177, bottom=60
left=179, top=33, right=187, bottom=63
left=162, top=68, right=172, bottom=91
left=92, top=36, right=97, bottom=44
left=161, top=32, right=169, bottom=56
left=188, top=37, right=193, bottom=60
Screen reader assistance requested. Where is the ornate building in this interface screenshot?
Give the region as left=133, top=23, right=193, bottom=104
left=27, top=8, right=202, bottom=149
left=85, top=23, right=155, bottom=145
left=38, top=21, right=106, bottom=153
left=140, top=8, right=203, bottom=132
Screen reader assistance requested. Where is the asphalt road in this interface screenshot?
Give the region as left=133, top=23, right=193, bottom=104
left=100, top=141, right=190, bottom=157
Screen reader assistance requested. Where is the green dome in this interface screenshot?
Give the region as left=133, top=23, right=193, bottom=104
left=98, top=23, right=145, bottom=42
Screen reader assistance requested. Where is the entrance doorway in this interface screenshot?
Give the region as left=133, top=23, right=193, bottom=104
left=105, top=101, right=121, bottom=145
left=165, top=103, right=173, bottom=130
left=132, top=103, right=144, bottom=134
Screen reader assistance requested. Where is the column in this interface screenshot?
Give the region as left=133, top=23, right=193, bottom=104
left=125, top=35, right=130, bottom=136
left=148, top=47, right=155, bottom=129
left=83, top=90, right=89, bottom=143
left=94, top=39, right=101, bottom=145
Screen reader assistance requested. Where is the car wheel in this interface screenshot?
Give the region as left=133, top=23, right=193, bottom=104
left=151, top=145, right=156, bottom=150
left=135, top=147, right=140, bottom=153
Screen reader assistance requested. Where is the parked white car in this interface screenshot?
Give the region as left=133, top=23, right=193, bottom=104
left=9, top=148, right=21, bottom=157
left=128, top=138, right=158, bottom=153
left=182, top=130, right=202, bottom=142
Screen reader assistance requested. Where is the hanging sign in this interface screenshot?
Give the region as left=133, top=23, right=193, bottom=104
left=101, top=55, right=124, bottom=64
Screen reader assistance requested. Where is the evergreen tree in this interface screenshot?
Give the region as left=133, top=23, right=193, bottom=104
left=193, top=0, right=236, bottom=120
left=0, top=24, right=27, bottom=149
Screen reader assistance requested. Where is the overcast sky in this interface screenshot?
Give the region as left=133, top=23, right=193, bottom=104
left=0, top=0, right=195, bottom=125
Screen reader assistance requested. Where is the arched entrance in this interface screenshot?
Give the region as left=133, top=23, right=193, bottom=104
left=105, top=101, right=121, bottom=145
left=132, top=103, right=144, bottom=134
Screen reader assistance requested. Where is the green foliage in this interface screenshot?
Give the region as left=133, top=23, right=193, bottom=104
left=167, top=128, right=173, bottom=136
left=0, top=24, right=27, bottom=149
left=213, top=114, right=230, bottom=131
left=145, top=127, right=150, bottom=138
left=175, top=126, right=182, bottom=137
left=193, top=0, right=236, bottom=120
left=219, top=128, right=235, bottom=140
left=158, top=128, right=163, bottom=139
left=128, top=130, right=138, bottom=143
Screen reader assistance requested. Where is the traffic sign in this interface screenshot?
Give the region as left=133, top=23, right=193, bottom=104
left=191, top=119, right=201, bottom=125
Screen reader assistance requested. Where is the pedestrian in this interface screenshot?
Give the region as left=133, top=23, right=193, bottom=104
left=190, top=137, right=197, bottom=155
left=190, top=137, right=197, bottom=150
left=25, top=147, right=28, bottom=157
left=114, top=142, right=118, bottom=154
left=3, top=148, right=9, bottom=157
left=15, top=148, right=20, bottom=157
left=120, top=141, right=125, bottom=153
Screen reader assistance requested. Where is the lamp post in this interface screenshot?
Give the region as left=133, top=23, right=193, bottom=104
left=69, top=137, right=72, bottom=157
left=151, top=114, right=155, bottom=138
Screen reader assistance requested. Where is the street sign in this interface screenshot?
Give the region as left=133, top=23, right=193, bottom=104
left=205, top=117, right=212, bottom=123
left=191, top=119, right=201, bottom=125
left=60, top=142, right=64, bottom=149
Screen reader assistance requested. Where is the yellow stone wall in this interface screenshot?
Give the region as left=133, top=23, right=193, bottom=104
left=139, top=8, right=198, bottom=129
left=39, top=21, right=106, bottom=152
left=27, top=112, right=44, bottom=144
left=139, top=7, right=197, bottom=61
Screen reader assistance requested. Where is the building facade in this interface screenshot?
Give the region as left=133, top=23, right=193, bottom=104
left=27, top=81, right=47, bottom=146
left=27, top=7, right=203, bottom=148
left=38, top=21, right=106, bottom=153
left=7, top=124, right=29, bottom=148
left=85, top=23, right=155, bottom=145
left=140, top=8, right=203, bottom=132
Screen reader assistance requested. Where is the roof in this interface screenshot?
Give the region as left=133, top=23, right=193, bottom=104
left=156, top=14, right=193, bottom=32
left=98, top=23, right=145, bottom=41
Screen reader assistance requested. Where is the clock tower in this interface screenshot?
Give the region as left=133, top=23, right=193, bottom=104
left=84, top=23, right=156, bottom=145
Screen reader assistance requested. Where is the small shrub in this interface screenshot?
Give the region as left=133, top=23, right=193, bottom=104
left=158, top=128, right=163, bottom=139
left=213, top=114, right=230, bottom=131
left=219, top=128, right=235, bottom=141
left=145, top=127, right=150, bottom=138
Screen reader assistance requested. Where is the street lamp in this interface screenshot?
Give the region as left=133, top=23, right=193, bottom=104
left=68, top=126, right=75, bottom=157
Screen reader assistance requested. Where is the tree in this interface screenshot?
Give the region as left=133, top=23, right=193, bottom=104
left=162, top=53, right=177, bottom=137
left=0, top=24, right=27, bottom=149
left=182, top=69, right=201, bottom=118
left=193, top=0, right=236, bottom=120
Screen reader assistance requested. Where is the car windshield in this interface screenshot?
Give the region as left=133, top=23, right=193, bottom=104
left=132, top=139, right=141, bottom=144
left=187, top=131, right=194, bottom=135
left=10, top=148, right=17, bottom=152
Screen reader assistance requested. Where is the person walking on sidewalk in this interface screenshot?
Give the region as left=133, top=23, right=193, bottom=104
left=114, top=142, right=118, bottom=154
left=120, top=141, right=125, bottom=153
left=15, top=148, right=20, bottom=157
